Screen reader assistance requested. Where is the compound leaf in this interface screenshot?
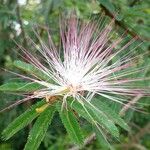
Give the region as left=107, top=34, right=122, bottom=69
left=91, top=98, right=129, bottom=131
left=69, top=99, right=119, bottom=138
left=2, top=100, right=46, bottom=140
left=57, top=103, right=84, bottom=145
left=24, top=105, right=55, bottom=150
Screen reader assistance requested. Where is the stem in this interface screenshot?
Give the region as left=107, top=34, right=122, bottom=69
left=69, top=133, right=96, bottom=150
left=119, top=94, right=143, bottom=116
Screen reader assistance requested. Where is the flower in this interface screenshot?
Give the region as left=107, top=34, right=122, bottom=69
left=1, top=13, right=149, bottom=112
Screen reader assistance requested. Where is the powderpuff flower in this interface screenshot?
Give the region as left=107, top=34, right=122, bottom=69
left=1, top=13, right=149, bottom=112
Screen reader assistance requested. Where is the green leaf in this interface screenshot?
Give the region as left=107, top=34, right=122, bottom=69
left=98, top=0, right=115, bottom=13
left=68, top=100, right=91, bottom=122
left=24, top=105, right=55, bottom=150
left=91, top=98, right=129, bottom=131
left=69, top=99, right=119, bottom=138
left=13, top=60, right=49, bottom=81
left=98, top=0, right=122, bottom=21
left=0, top=82, right=42, bottom=92
left=83, top=100, right=119, bottom=138
left=2, top=100, right=46, bottom=140
left=94, top=127, right=113, bottom=150
left=57, top=102, right=84, bottom=145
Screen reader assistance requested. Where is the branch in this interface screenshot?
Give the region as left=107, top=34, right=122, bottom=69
left=119, top=94, right=143, bottom=117
left=100, top=5, right=150, bottom=41
left=133, top=122, right=150, bottom=143
left=69, top=133, right=96, bottom=150
left=115, top=122, right=150, bottom=150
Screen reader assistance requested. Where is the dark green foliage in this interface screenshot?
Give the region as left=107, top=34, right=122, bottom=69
left=24, top=105, right=55, bottom=150
left=2, top=100, right=46, bottom=140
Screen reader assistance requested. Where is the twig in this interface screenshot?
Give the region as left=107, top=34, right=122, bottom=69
left=133, top=122, right=150, bottom=143
left=83, top=133, right=96, bottom=146
left=69, top=133, right=96, bottom=150
left=115, top=122, right=150, bottom=150
left=119, top=94, right=143, bottom=116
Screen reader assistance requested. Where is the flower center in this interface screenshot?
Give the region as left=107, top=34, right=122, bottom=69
left=68, top=84, right=82, bottom=95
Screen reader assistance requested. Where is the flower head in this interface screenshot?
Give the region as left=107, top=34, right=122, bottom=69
left=1, top=13, right=149, bottom=111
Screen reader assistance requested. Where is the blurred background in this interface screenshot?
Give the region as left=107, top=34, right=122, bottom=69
left=0, top=0, right=150, bottom=149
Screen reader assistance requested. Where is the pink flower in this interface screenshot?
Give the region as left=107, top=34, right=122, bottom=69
left=1, top=13, right=149, bottom=112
